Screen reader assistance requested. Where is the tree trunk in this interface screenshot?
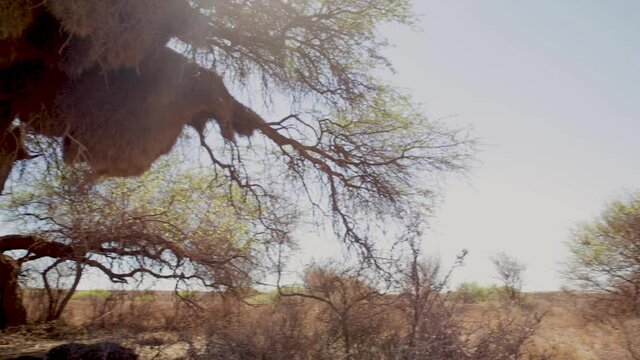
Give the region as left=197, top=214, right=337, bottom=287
left=0, top=234, right=82, bottom=327
left=0, top=253, right=27, bottom=329
left=341, top=318, right=352, bottom=360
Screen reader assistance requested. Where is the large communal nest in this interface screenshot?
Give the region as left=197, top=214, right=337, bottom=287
left=0, top=0, right=33, bottom=40
left=56, top=48, right=261, bottom=176
left=0, top=0, right=263, bottom=180
left=47, top=0, right=209, bottom=76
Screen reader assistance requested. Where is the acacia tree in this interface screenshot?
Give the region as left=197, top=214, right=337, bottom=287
left=1, top=0, right=473, bottom=328
left=491, top=252, right=526, bottom=303
left=0, top=146, right=291, bottom=328
left=564, top=193, right=640, bottom=314
left=1, top=0, right=472, bottom=248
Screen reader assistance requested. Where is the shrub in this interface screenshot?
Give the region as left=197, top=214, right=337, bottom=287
left=452, top=282, right=496, bottom=304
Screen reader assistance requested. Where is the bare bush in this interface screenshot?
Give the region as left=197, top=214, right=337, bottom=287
left=394, top=247, right=468, bottom=359
left=467, top=305, right=548, bottom=360
left=492, top=253, right=527, bottom=304
left=278, top=264, right=396, bottom=360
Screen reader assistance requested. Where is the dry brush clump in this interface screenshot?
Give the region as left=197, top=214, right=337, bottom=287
left=4, top=280, right=554, bottom=359
left=194, top=299, right=310, bottom=359
left=41, top=249, right=545, bottom=360
left=10, top=287, right=640, bottom=359
left=201, top=278, right=549, bottom=360
left=463, top=304, right=549, bottom=360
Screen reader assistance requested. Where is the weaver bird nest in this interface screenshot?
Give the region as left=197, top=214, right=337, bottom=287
left=1, top=0, right=261, bottom=187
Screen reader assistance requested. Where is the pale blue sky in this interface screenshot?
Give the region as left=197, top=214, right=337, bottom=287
left=377, top=0, right=640, bottom=290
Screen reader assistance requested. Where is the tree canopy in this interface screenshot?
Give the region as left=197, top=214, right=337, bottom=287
left=5, top=155, right=274, bottom=288
left=1, top=0, right=472, bottom=254
left=564, top=192, right=640, bottom=314
left=0, top=149, right=291, bottom=327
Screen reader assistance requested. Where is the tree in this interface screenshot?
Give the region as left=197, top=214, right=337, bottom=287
left=1, top=0, right=473, bottom=259
left=491, top=252, right=526, bottom=303
left=394, top=225, right=467, bottom=357
left=0, top=149, right=291, bottom=328
left=564, top=193, right=640, bottom=314
left=394, top=252, right=469, bottom=359
left=279, top=264, right=391, bottom=360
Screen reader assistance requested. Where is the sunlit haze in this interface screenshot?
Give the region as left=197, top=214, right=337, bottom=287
left=382, top=0, right=640, bottom=290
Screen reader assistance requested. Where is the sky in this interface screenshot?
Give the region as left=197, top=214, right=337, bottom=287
left=368, top=0, right=640, bottom=291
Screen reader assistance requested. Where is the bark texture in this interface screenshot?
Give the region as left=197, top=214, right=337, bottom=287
left=0, top=253, right=27, bottom=329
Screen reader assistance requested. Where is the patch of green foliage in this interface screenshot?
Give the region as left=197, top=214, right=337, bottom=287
left=245, top=285, right=307, bottom=305
left=245, top=291, right=277, bottom=306
left=177, top=290, right=198, bottom=299
left=134, top=292, right=156, bottom=302
left=71, top=289, right=113, bottom=300
left=451, top=282, right=497, bottom=304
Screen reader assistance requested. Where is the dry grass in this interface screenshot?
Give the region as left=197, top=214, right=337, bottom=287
left=461, top=292, right=640, bottom=360
left=2, top=290, right=639, bottom=359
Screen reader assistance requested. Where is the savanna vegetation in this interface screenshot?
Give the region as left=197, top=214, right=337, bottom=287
left=1, top=0, right=639, bottom=359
